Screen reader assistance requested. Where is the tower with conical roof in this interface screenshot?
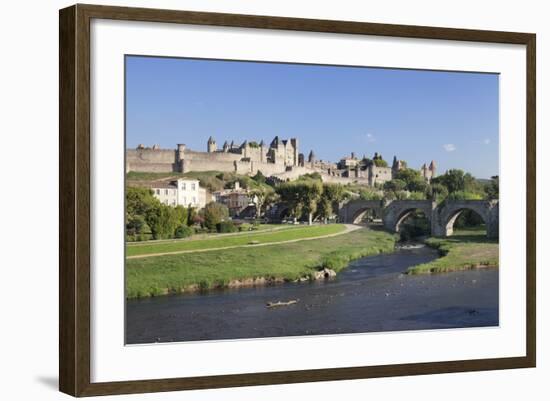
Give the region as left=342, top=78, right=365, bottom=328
left=207, top=136, right=217, bottom=153
left=308, top=150, right=316, bottom=168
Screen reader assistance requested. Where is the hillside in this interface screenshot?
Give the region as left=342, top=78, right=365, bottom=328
left=126, top=170, right=273, bottom=192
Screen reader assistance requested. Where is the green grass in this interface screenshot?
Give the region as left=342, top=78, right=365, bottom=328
left=126, top=228, right=396, bottom=298
left=126, top=224, right=346, bottom=257
left=407, top=229, right=499, bottom=274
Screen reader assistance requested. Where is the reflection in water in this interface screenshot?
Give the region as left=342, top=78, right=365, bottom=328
left=126, top=246, right=498, bottom=344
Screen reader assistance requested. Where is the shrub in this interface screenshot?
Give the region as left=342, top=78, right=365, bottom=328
left=202, top=202, right=229, bottom=230
left=359, top=188, right=383, bottom=200
left=216, top=221, right=238, bottom=233
left=238, top=223, right=253, bottom=232
left=174, top=225, right=194, bottom=238
left=408, top=191, right=426, bottom=200
left=137, top=233, right=153, bottom=241
left=447, top=191, right=484, bottom=200
left=194, top=226, right=209, bottom=235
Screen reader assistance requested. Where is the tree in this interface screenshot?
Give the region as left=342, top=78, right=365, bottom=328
left=392, top=168, right=429, bottom=193
left=447, top=191, right=484, bottom=200
left=318, top=184, right=345, bottom=222
left=250, top=187, right=278, bottom=219
left=299, top=181, right=323, bottom=225
left=146, top=204, right=179, bottom=240
left=276, top=180, right=323, bottom=224
left=383, top=179, right=406, bottom=192
left=126, top=187, right=162, bottom=239
left=316, top=198, right=333, bottom=223
left=252, top=170, right=266, bottom=184
left=408, top=178, right=428, bottom=193
left=429, top=183, right=449, bottom=201
left=186, top=206, right=197, bottom=226
left=433, top=169, right=466, bottom=193
left=394, top=168, right=422, bottom=186
left=485, top=175, right=499, bottom=199
left=126, top=187, right=160, bottom=224
left=408, top=191, right=426, bottom=200
left=174, top=205, right=188, bottom=227
left=202, top=202, right=229, bottom=230
left=126, top=215, right=151, bottom=240
left=359, top=188, right=383, bottom=201
left=432, top=169, right=486, bottom=199
left=373, top=159, right=388, bottom=167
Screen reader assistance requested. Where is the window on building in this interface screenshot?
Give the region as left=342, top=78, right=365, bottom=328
left=155, top=189, right=160, bottom=195
left=164, top=189, right=168, bottom=195
left=193, top=197, right=197, bottom=204
left=182, top=183, right=186, bottom=190
left=191, top=183, right=196, bottom=191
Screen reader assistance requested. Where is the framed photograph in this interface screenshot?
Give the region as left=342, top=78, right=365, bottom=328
left=59, top=4, right=536, bottom=397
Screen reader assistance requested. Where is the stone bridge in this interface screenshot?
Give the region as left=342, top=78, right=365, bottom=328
left=338, top=199, right=499, bottom=238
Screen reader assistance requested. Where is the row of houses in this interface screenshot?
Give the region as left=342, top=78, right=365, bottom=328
left=150, top=178, right=255, bottom=217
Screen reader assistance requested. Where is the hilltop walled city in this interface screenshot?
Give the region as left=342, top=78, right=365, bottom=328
left=127, top=135, right=436, bottom=214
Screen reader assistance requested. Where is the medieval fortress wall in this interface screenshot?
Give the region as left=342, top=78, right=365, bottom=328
left=126, top=135, right=436, bottom=186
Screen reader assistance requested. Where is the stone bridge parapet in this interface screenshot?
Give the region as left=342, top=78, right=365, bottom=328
left=338, top=199, right=499, bottom=238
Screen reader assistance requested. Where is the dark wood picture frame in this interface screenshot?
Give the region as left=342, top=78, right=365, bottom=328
left=59, top=3, right=536, bottom=397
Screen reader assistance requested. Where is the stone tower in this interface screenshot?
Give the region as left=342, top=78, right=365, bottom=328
left=259, top=140, right=266, bottom=162
left=290, top=138, right=299, bottom=166
left=298, top=153, right=305, bottom=167
left=241, top=140, right=248, bottom=157
left=308, top=150, right=316, bottom=168
left=429, top=160, right=436, bottom=178
left=207, top=136, right=217, bottom=153
left=177, top=144, right=186, bottom=172
left=222, top=141, right=229, bottom=152
left=420, top=160, right=436, bottom=182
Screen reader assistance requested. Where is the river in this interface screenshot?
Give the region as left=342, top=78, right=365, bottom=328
left=126, top=245, right=498, bottom=344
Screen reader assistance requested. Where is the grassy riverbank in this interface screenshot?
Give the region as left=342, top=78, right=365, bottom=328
left=126, top=227, right=396, bottom=298
left=407, top=229, right=499, bottom=274
left=127, top=224, right=346, bottom=257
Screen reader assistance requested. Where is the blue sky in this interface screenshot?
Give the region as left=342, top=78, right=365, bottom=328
left=126, top=56, right=499, bottom=179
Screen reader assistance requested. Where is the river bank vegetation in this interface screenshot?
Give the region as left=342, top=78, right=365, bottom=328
left=126, top=227, right=396, bottom=298
left=407, top=228, right=498, bottom=274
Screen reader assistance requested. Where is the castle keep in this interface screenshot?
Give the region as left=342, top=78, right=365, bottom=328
left=126, top=136, right=436, bottom=187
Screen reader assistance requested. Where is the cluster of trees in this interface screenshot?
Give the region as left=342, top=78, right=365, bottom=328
left=126, top=187, right=197, bottom=241
left=126, top=187, right=259, bottom=241
left=378, top=168, right=498, bottom=202
left=275, top=180, right=344, bottom=224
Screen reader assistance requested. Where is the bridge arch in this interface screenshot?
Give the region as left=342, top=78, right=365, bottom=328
left=393, top=208, right=430, bottom=233
left=433, top=200, right=499, bottom=238
left=338, top=199, right=384, bottom=224
left=382, top=200, right=436, bottom=233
